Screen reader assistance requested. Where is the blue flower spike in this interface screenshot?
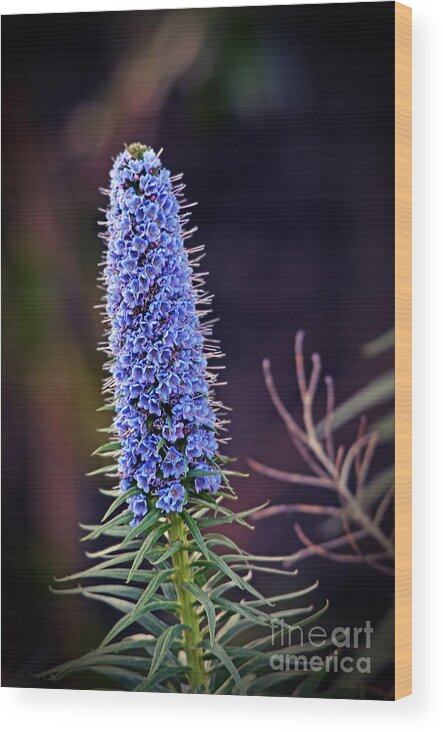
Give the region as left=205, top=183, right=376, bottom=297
left=100, top=144, right=224, bottom=524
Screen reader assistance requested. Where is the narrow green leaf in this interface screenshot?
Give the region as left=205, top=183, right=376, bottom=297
left=316, top=370, right=394, bottom=437
left=136, top=624, right=187, bottom=692
left=102, top=488, right=138, bottom=523
left=54, top=550, right=138, bottom=582
left=361, top=466, right=394, bottom=512
left=214, top=597, right=272, bottom=629
left=197, top=501, right=268, bottom=529
left=121, top=508, right=162, bottom=546
left=370, top=412, right=394, bottom=444
left=56, top=568, right=154, bottom=583
left=51, top=583, right=143, bottom=602
left=211, top=641, right=246, bottom=695
left=150, top=540, right=182, bottom=566
left=83, top=664, right=143, bottom=690
left=82, top=592, right=169, bottom=637
left=100, top=600, right=165, bottom=647
left=204, top=533, right=249, bottom=556
left=182, top=510, right=267, bottom=604
left=80, top=523, right=129, bottom=538
left=93, top=441, right=121, bottom=455
left=85, top=540, right=141, bottom=559
left=86, top=464, right=118, bottom=477
left=129, top=568, right=174, bottom=620
left=81, top=510, right=130, bottom=542
left=363, top=328, right=394, bottom=358
left=228, top=562, right=297, bottom=577
left=49, top=653, right=151, bottom=679
left=136, top=660, right=189, bottom=693
left=245, top=581, right=319, bottom=608
left=126, top=524, right=167, bottom=583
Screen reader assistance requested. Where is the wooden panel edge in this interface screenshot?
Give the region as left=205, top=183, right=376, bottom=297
left=394, top=0, right=412, bottom=701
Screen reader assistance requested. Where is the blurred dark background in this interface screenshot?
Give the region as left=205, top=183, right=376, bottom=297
left=2, top=2, right=394, bottom=693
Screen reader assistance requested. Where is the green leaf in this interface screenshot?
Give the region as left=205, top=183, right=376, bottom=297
left=136, top=663, right=189, bottom=693
left=50, top=653, right=151, bottom=679
left=214, top=597, right=273, bottom=629
left=150, top=540, right=182, bottom=566
left=83, top=592, right=169, bottom=637
left=183, top=581, right=216, bottom=645
left=246, top=581, right=319, bottom=608
left=361, top=466, right=394, bottom=512
left=316, top=370, right=394, bottom=437
left=211, top=641, right=246, bottom=695
left=86, top=464, right=118, bottom=476
left=100, top=597, right=168, bottom=647
left=129, top=568, right=174, bottom=620
left=182, top=510, right=267, bottom=604
left=57, top=568, right=155, bottom=583
left=81, top=510, right=130, bottom=542
left=198, top=501, right=268, bottom=529
left=51, top=583, right=143, bottom=602
left=228, top=562, right=297, bottom=577
left=54, top=550, right=139, bottom=582
left=136, top=624, right=187, bottom=692
left=93, top=442, right=121, bottom=455
left=81, top=665, right=143, bottom=690
left=204, top=533, right=249, bottom=556
left=97, top=403, right=115, bottom=412
left=85, top=540, right=140, bottom=558
left=126, top=524, right=167, bottom=583
left=121, top=508, right=162, bottom=546
left=363, top=328, right=394, bottom=358
left=80, top=523, right=129, bottom=539
left=370, top=412, right=394, bottom=444
left=102, top=488, right=138, bottom=523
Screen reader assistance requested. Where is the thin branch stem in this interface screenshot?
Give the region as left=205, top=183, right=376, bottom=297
left=254, top=503, right=343, bottom=521
left=294, top=524, right=391, bottom=568
left=248, top=459, right=335, bottom=489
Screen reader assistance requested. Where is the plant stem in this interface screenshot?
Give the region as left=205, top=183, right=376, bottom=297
left=168, top=512, right=208, bottom=691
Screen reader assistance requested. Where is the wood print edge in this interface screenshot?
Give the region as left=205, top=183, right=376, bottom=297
left=394, top=0, right=412, bottom=701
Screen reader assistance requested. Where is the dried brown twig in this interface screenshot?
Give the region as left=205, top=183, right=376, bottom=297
left=250, top=331, right=394, bottom=577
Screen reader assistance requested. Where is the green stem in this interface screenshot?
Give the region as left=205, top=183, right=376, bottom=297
left=168, top=512, right=208, bottom=691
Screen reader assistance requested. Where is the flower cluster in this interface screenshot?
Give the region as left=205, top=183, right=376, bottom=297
left=101, top=144, right=222, bottom=523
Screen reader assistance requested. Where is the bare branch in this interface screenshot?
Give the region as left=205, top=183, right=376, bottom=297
left=294, top=524, right=392, bottom=569
left=254, top=503, right=343, bottom=521
left=356, top=431, right=379, bottom=498
left=294, top=330, right=307, bottom=397
left=247, top=459, right=335, bottom=489
left=374, top=485, right=394, bottom=526
left=252, top=330, right=394, bottom=576
left=283, top=528, right=368, bottom=566
left=262, top=358, right=327, bottom=477
left=324, top=375, right=335, bottom=462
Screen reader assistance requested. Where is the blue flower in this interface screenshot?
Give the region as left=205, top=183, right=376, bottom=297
left=162, top=446, right=187, bottom=479
left=101, top=144, right=225, bottom=521
left=194, top=463, right=222, bottom=494
left=127, top=494, right=148, bottom=526
left=155, top=483, right=186, bottom=513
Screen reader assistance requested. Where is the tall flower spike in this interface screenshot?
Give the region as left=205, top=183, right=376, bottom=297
left=45, top=146, right=323, bottom=695
left=101, top=143, right=223, bottom=523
